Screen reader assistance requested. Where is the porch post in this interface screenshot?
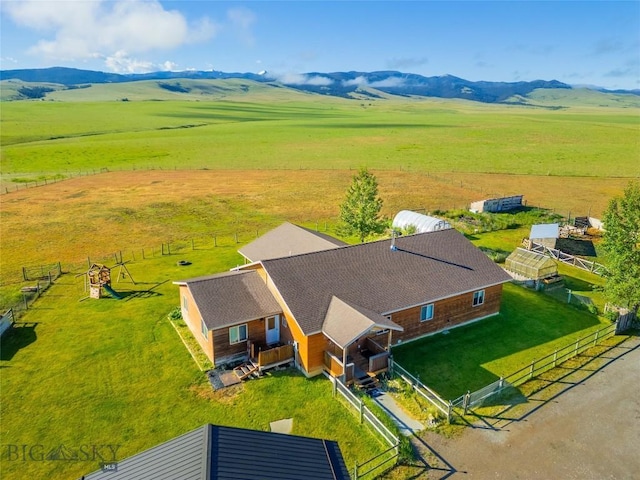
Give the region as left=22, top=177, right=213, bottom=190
left=387, top=329, right=392, bottom=350
left=342, top=346, right=348, bottom=383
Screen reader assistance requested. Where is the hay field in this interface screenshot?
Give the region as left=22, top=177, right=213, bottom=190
left=0, top=169, right=630, bottom=284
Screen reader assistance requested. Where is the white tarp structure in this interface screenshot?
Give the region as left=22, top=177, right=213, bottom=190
left=392, top=210, right=452, bottom=233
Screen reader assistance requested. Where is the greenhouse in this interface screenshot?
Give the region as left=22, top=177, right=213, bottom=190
left=505, top=248, right=558, bottom=280
left=392, top=210, right=451, bottom=233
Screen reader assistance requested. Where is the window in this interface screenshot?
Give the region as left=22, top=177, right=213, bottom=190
left=201, top=319, right=208, bottom=339
left=229, top=324, right=248, bottom=344
left=473, top=290, right=485, bottom=307
left=420, top=304, right=434, bottom=322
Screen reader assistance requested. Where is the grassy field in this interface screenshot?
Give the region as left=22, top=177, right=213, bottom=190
left=2, top=98, right=639, bottom=178
left=0, top=248, right=388, bottom=480
left=391, top=282, right=610, bottom=400
left=1, top=92, right=638, bottom=479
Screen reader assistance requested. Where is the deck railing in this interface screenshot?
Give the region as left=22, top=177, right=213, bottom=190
left=257, top=344, right=294, bottom=368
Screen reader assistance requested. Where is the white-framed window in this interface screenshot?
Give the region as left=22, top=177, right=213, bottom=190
left=420, top=304, right=434, bottom=322
left=229, top=324, right=248, bottom=344
left=473, top=290, right=485, bottom=307
left=201, top=319, right=208, bottom=339
left=182, top=295, right=188, bottom=312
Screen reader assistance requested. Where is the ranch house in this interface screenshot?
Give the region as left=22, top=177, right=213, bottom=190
left=175, top=225, right=511, bottom=381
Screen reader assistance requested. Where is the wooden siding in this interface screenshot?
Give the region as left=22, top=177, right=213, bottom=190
left=212, top=318, right=265, bottom=365
left=255, top=265, right=318, bottom=375
left=391, top=284, right=504, bottom=344
left=179, top=285, right=214, bottom=362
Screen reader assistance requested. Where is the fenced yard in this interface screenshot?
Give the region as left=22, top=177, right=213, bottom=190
left=391, top=282, right=611, bottom=401
left=0, top=249, right=390, bottom=480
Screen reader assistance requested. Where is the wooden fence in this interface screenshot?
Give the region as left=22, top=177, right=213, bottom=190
left=0, top=309, right=14, bottom=337
left=527, top=240, right=607, bottom=276
left=452, top=322, right=619, bottom=413
left=389, top=358, right=451, bottom=422
left=326, top=376, right=400, bottom=479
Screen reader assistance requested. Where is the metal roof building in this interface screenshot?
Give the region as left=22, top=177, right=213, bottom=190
left=392, top=210, right=451, bottom=233
left=83, top=424, right=350, bottom=480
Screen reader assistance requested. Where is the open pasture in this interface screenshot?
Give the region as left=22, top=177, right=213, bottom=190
left=0, top=169, right=631, bottom=293
left=1, top=98, right=638, bottom=180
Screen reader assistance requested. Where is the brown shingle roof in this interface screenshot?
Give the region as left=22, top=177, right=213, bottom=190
left=261, top=229, right=511, bottom=335
left=177, top=270, right=281, bottom=330
left=238, top=222, right=347, bottom=262
left=323, top=296, right=403, bottom=349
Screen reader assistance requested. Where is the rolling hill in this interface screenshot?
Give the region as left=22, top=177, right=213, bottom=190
left=2, top=66, right=639, bottom=106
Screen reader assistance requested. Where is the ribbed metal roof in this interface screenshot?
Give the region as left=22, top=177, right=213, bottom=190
left=530, top=223, right=560, bottom=239
left=392, top=210, right=451, bottom=233
left=83, top=424, right=350, bottom=480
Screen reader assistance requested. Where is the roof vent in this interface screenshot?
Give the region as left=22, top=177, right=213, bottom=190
left=390, top=230, right=398, bottom=251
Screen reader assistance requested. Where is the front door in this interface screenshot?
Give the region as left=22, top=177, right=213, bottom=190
left=266, top=315, right=280, bottom=345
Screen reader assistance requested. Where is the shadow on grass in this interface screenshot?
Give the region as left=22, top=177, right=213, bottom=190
left=392, top=284, right=602, bottom=399
left=474, top=333, right=639, bottom=429
left=0, top=322, right=38, bottom=361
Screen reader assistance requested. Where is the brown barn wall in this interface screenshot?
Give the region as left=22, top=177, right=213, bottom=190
left=391, top=284, right=504, bottom=344
left=179, top=285, right=214, bottom=362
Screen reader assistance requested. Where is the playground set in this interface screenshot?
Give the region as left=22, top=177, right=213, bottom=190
left=81, top=262, right=135, bottom=300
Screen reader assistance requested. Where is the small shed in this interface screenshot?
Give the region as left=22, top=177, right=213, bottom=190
left=392, top=210, right=451, bottom=233
left=529, top=223, right=559, bottom=249
left=469, top=195, right=523, bottom=213
left=505, top=248, right=558, bottom=280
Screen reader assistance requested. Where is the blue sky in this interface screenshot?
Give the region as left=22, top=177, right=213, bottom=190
left=1, top=1, right=639, bottom=89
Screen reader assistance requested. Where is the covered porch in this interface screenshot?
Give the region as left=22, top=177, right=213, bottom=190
left=321, top=296, right=403, bottom=384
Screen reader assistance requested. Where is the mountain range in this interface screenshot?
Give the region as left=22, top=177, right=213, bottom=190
left=1, top=66, right=638, bottom=104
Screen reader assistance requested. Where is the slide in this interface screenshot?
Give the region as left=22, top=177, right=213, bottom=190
left=103, top=284, right=122, bottom=300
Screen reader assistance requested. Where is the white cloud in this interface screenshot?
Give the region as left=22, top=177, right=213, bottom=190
left=3, top=0, right=217, bottom=70
left=162, top=61, right=179, bottom=72
left=276, top=73, right=334, bottom=86
left=227, top=7, right=256, bottom=46
left=104, top=51, right=155, bottom=74
left=342, top=76, right=368, bottom=87
left=370, top=77, right=406, bottom=88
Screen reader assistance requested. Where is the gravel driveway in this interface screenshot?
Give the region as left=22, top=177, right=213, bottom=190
left=411, top=335, right=640, bottom=480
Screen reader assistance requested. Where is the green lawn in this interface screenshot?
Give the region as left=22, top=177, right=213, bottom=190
left=0, top=247, right=387, bottom=480
left=391, top=282, right=609, bottom=400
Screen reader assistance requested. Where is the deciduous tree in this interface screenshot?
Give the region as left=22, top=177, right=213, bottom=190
left=602, top=181, right=640, bottom=315
left=339, top=168, right=386, bottom=243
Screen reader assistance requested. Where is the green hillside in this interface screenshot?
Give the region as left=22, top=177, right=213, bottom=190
left=508, top=87, right=640, bottom=109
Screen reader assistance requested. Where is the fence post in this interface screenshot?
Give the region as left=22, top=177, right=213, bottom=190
left=574, top=338, right=579, bottom=356
left=213, top=235, right=217, bottom=247
left=593, top=330, right=599, bottom=347
left=498, top=376, right=504, bottom=390
left=235, top=232, right=239, bottom=244
left=553, top=349, right=558, bottom=368
left=22, top=267, right=28, bottom=281
left=353, top=464, right=358, bottom=480
left=463, top=391, right=470, bottom=415
left=447, top=401, right=452, bottom=424
left=332, top=378, right=337, bottom=397
left=529, top=360, right=535, bottom=379
left=359, top=399, right=364, bottom=423
left=191, top=238, right=195, bottom=250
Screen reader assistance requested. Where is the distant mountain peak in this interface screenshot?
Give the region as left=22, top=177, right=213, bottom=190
left=2, top=66, right=637, bottom=103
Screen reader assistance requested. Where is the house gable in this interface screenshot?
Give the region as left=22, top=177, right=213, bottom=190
left=238, top=222, right=347, bottom=263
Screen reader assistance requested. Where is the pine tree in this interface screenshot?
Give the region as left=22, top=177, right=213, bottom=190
left=339, top=168, right=386, bottom=243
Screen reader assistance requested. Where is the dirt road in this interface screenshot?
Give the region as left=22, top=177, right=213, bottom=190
left=413, top=336, right=640, bottom=479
